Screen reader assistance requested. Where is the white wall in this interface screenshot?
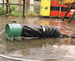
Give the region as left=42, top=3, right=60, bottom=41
left=0, top=0, right=2, bottom=3
left=30, top=0, right=34, bottom=12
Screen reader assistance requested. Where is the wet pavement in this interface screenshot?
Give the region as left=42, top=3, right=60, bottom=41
left=0, top=16, right=75, bottom=61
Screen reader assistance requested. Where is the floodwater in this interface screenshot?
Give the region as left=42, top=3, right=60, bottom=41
left=0, top=16, right=75, bottom=61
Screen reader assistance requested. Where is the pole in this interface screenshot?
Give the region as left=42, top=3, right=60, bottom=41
left=23, top=0, right=25, bottom=17
left=3, top=0, right=4, bottom=7
left=59, top=5, right=61, bottom=17
left=68, top=12, right=75, bottom=23
left=27, top=0, right=30, bottom=12
left=59, top=0, right=62, bottom=17
left=18, top=0, right=21, bottom=10
left=6, top=0, right=9, bottom=15
left=62, top=5, right=72, bottom=21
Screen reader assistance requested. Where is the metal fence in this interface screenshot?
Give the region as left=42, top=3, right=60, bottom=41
left=0, top=0, right=40, bottom=17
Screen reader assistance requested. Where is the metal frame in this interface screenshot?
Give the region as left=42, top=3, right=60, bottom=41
left=62, top=3, right=75, bottom=23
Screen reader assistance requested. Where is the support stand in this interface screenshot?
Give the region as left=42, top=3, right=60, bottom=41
left=62, top=5, right=72, bottom=21
left=68, top=12, right=75, bottom=23
left=62, top=4, right=75, bottom=23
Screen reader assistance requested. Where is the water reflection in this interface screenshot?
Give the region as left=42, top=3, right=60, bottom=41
left=2, top=38, right=75, bottom=61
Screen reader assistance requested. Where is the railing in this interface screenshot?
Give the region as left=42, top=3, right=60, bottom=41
left=0, top=0, right=40, bottom=17
left=0, top=0, right=26, bottom=17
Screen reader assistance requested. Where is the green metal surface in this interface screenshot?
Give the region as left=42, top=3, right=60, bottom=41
left=5, top=24, right=22, bottom=41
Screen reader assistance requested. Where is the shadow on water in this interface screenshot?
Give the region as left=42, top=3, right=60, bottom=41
left=0, top=16, right=75, bottom=61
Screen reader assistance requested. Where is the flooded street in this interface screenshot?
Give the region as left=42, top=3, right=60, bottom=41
left=0, top=16, right=75, bottom=61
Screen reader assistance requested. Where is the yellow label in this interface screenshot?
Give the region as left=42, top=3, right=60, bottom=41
left=40, top=0, right=51, bottom=16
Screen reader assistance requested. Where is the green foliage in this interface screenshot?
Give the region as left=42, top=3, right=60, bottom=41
left=0, top=6, right=22, bottom=16
left=26, top=12, right=38, bottom=17
left=0, top=5, right=38, bottom=17
left=11, top=11, right=22, bottom=16
left=0, top=7, right=6, bottom=15
left=10, top=5, right=17, bottom=12
left=10, top=5, right=22, bottom=16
